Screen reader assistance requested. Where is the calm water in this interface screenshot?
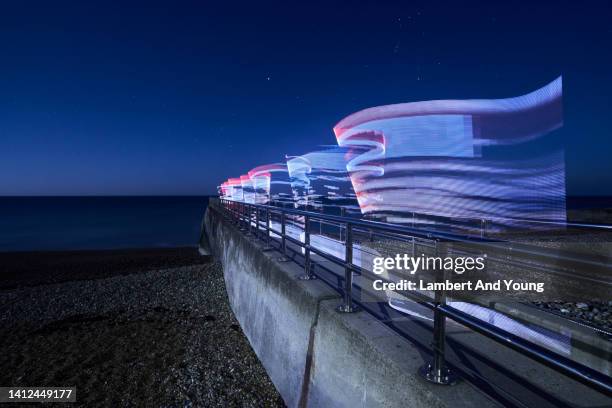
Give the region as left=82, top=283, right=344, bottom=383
left=1, top=195, right=609, bottom=252
left=0, top=196, right=209, bottom=252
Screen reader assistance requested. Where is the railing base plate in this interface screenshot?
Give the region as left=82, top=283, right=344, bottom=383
left=336, top=304, right=360, bottom=313
left=277, top=256, right=291, bottom=263
left=298, top=274, right=317, bottom=281
left=418, top=363, right=459, bottom=385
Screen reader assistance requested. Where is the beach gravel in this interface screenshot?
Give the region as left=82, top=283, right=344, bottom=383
left=0, top=254, right=284, bottom=407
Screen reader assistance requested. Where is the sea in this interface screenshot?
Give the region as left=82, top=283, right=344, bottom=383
left=0, top=196, right=209, bottom=252
left=0, top=195, right=610, bottom=252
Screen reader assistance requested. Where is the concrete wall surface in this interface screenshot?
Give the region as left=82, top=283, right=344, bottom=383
left=203, top=204, right=497, bottom=408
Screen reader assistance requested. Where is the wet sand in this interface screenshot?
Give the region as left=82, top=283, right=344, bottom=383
left=0, top=248, right=284, bottom=407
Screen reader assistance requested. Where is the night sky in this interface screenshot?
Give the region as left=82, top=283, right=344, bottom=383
left=1, top=1, right=611, bottom=196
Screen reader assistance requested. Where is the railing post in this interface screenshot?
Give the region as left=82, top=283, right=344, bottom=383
left=339, top=207, right=346, bottom=241
left=277, top=210, right=290, bottom=262
left=242, top=202, right=249, bottom=231
left=319, top=205, right=323, bottom=235
left=240, top=202, right=246, bottom=230
left=298, top=215, right=316, bottom=280
left=246, top=204, right=252, bottom=235
left=336, top=222, right=359, bottom=313
left=419, top=239, right=458, bottom=385
left=480, top=219, right=487, bottom=238
left=262, top=207, right=274, bottom=251
left=255, top=206, right=260, bottom=239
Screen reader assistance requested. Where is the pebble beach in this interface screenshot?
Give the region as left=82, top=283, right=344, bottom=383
left=0, top=248, right=284, bottom=407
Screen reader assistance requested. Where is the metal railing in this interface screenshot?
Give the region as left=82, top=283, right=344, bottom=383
left=215, top=198, right=612, bottom=396
left=269, top=198, right=612, bottom=240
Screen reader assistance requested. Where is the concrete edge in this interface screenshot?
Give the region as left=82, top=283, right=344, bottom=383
left=203, top=204, right=497, bottom=408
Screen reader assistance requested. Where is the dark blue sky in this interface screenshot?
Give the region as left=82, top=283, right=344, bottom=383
left=1, top=0, right=611, bottom=196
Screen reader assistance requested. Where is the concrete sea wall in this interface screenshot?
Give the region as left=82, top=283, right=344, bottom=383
left=202, top=204, right=493, bottom=408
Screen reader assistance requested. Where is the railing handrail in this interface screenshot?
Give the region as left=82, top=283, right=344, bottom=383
left=271, top=198, right=612, bottom=232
